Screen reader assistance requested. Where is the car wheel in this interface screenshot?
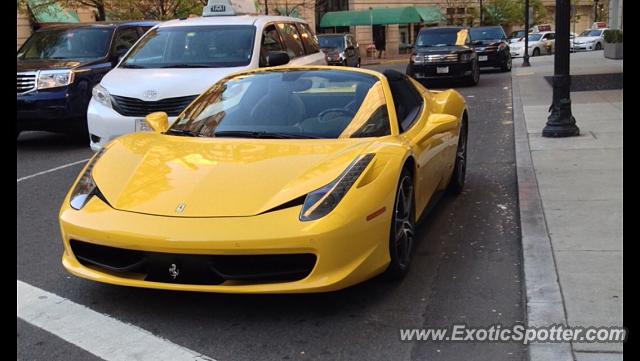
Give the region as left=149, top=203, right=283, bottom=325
left=595, top=42, right=602, bottom=50
left=532, top=48, right=540, bottom=57
left=447, top=117, right=468, bottom=195
left=343, top=59, right=348, bottom=67
left=466, top=61, right=479, bottom=86
left=501, top=54, right=512, bottom=72
left=385, top=168, right=416, bottom=279
left=356, top=58, right=361, bottom=67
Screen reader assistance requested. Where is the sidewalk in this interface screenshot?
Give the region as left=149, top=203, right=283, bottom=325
left=511, top=51, right=623, bottom=361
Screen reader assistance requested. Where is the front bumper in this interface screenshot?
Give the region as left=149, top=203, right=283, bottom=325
left=571, top=43, right=596, bottom=52
left=510, top=47, right=527, bottom=58
left=476, top=51, right=507, bottom=68
left=59, top=186, right=394, bottom=293
left=17, top=87, right=87, bottom=131
left=87, top=99, right=176, bottom=152
left=407, top=61, right=474, bottom=81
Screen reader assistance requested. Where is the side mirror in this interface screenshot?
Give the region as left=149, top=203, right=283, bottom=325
left=145, top=112, right=169, bottom=133
left=266, top=51, right=290, bottom=67
left=417, top=113, right=458, bottom=144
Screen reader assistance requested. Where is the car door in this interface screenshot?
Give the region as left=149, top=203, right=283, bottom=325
left=542, top=33, right=555, bottom=54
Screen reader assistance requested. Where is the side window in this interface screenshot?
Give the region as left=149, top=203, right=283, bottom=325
left=296, top=22, right=320, bottom=54
left=351, top=105, right=391, bottom=138
left=278, top=23, right=305, bottom=58
left=138, top=26, right=153, bottom=37
left=386, top=75, right=423, bottom=132
left=261, top=24, right=284, bottom=53
left=112, top=27, right=140, bottom=53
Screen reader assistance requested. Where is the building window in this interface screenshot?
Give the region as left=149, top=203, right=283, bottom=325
left=457, top=7, right=465, bottom=14
left=446, top=8, right=455, bottom=15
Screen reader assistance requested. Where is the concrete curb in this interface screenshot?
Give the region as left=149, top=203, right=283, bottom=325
left=511, top=73, right=574, bottom=361
left=361, top=59, right=409, bottom=66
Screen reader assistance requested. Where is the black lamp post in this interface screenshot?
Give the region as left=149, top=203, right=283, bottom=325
left=480, top=0, right=483, bottom=26
left=542, top=0, right=580, bottom=137
left=594, top=0, right=599, bottom=21
left=523, top=0, right=531, bottom=66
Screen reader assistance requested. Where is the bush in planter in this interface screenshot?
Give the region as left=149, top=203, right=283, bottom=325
left=604, top=29, right=623, bottom=59
left=604, top=29, right=623, bottom=44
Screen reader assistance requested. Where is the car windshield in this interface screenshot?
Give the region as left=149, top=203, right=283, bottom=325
left=169, top=70, right=386, bottom=139
left=17, top=27, right=113, bottom=60
left=510, top=31, right=525, bottom=38
left=470, top=27, right=505, bottom=41
left=318, top=36, right=345, bottom=49
left=121, top=25, right=255, bottom=69
left=579, top=29, right=603, bottom=37
left=527, top=34, right=543, bottom=41
left=416, top=28, right=467, bottom=47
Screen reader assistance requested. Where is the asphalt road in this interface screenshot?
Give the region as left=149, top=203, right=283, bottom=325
left=17, top=64, right=524, bottom=361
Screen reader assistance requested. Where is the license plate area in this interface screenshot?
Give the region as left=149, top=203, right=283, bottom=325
left=479, top=55, right=488, bottom=61
left=436, top=66, right=449, bottom=74
left=135, top=118, right=152, bottom=132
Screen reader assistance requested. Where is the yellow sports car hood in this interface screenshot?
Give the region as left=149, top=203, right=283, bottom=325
left=92, top=133, right=375, bottom=217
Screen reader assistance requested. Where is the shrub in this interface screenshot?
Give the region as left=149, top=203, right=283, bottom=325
left=604, top=29, right=623, bottom=43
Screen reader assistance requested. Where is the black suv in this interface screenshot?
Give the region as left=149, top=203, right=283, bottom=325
left=17, top=21, right=157, bottom=138
left=469, top=26, right=512, bottom=72
left=406, top=26, right=479, bottom=86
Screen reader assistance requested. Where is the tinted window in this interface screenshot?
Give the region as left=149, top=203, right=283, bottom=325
left=261, top=25, right=284, bottom=52
left=171, top=70, right=379, bottom=139
left=318, top=35, right=345, bottom=49
left=17, top=27, right=113, bottom=60
left=580, top=29, right=603, bottom=37
left=469, top=27, right=505, bottom=40
left=121, top=25, right=255, bottom=68
left=543, top=33, right=555, bottom=40
left=527, top=34, right=543, bottom=41
left=387, top=76, right=423, bottom=131
left=113, top=27, right=139, bottom=53
left=351, top=106, right=391, bottom=138
left=416, top=28, right=467, bottom=47
left=278, top=23, right=305, bottom=58
left=297, top=23, right=320, bottom=54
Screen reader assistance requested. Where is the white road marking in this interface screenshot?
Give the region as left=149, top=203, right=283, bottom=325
left=17, top=158, right=90, bottom=183
left=17, top=281, right=216, bottom=361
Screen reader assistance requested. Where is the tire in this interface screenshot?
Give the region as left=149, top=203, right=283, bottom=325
left=501, top=54, right=512, bottom=72
left=532, top=48, right=540, bottom=57
left=384, top=168, right=416, bottom=279
left=595, top=42, right=602, bottom=50
left=356, top=58, right=361, bottom=67
left=447, top=117, right=468, bottom=195
left=342, top=59, right=348, bottom=67
left=465, top=60, right=479, bottom=86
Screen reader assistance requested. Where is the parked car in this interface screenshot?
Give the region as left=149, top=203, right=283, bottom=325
left=510, top=31, right=555, bottom=57
left=59, top=66, right=469, bottom=292
left=508, top=30, right=525, bottom=44
left=406, top=26, right=479, bottom=86
left=571, top=28, right=609, bottom=52
left=317, top=33, right=361, bottom=67
left=469, top=25, right=512, bottom=72
left=17, top=21, right=157, bottom=139
left=88, top=11, right=326, bottom=151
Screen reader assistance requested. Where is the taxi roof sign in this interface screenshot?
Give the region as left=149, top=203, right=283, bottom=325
left=592, top=21, right=607, bottom=29
left=202, top=0, right=258, bottom=16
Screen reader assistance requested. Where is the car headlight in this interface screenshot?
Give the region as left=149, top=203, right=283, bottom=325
left=411, top=55, right=424, bottom=64
left=37, top=70, right=74, bottom=90
left=70, top=149, right=106, bottom=210
left=92, top=84, right=112, bottom=108
left=498, top=43, right=507, bottom=51
left=460, top=52, right=475, bottom=61
left=299, top=154, right=374, bottom=221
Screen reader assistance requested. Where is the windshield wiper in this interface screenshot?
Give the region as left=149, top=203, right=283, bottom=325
left=160, top=64, right=211, bottom=68
left=213, top=130, right=320, bottom=139
left=166, top=129, right=202, bottom=137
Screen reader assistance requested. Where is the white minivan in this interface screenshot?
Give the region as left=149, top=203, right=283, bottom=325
left=88, top=11, right=326, bottom=150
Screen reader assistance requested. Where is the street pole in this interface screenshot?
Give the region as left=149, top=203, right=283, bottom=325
left=265, top=0, right=268, bottom=15
left=542, top=0, right=580, bottom=137
left=370, top=7, right=374, bottom=61
left=594, top=0, right=599, bottom=21
left=523, top=0, right=531, bottom=66
left=480, top=0, right=483, bottom=26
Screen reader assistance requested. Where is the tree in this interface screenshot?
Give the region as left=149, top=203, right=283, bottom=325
left=481, top=0, right=548, bottom=27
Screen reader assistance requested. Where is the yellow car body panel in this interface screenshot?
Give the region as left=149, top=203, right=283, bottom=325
left=59, top=66, right=467, bottom=293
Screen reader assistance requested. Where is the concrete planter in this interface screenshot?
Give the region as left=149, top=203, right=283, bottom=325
left=604, top=42, right=623, bottom=59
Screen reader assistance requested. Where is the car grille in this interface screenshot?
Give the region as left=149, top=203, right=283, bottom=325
left=70, top=240, right=317, bottom=285
left=111, top=94, right=197, bottom=117
left=17, top=72, right=37, bottom=94
left=419, top=54, right=459, bottom=63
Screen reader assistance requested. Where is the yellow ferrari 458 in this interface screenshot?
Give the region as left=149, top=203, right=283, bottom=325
left=59, top=66, right=468, bottom=293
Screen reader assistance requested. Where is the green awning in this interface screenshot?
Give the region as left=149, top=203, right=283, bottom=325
left=320, top=6, right=443, bottom=28
left=28, top=0, right=80, bottom=24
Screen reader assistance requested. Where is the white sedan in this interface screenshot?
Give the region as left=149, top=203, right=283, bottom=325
left=510, top=32, right=555, bottom=58
left=571, top=28, right=608, bottom=52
